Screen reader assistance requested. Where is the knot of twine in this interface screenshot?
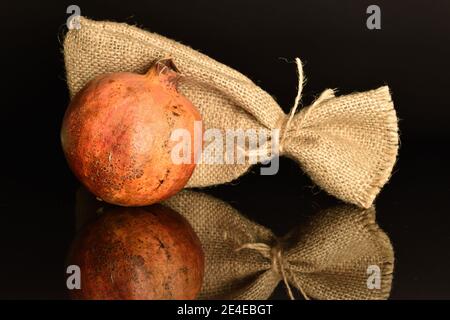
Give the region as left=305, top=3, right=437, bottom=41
left=277, top=58, right=336, bottom=154
left=240, top=57, right=335, bottom=158
left=236, top=242, right=309, bottom=300
left=277, top=57, right=304, bottom=154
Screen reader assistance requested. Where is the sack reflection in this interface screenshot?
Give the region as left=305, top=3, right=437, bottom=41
left=75, top=188, right=394, bottom=300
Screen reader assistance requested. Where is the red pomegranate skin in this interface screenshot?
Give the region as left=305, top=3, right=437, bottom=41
left=61, top=60, right=202, bottom=206
left=67, top=204, right=204, bottom=300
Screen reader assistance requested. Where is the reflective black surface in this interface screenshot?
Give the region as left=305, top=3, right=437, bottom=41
left=1, top=0, right=450, bottom=299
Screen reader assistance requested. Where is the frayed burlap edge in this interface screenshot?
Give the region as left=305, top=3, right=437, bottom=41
left=357, top=87, right=399, bottom=208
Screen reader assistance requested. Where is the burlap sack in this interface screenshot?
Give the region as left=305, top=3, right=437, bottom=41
left=64, top=17, right=399, bottom=208
left=164, top=191, right=394, bottom=300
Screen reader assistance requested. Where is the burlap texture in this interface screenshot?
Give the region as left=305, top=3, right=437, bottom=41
left=64, top=17, right=398, bottom=208
left=164, top=191, right=394, bottom=300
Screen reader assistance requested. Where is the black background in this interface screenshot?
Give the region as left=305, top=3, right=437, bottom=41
left=1, top=0, right=449, bottom=299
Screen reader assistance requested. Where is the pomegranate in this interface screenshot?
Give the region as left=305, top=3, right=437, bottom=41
left=67, top=204, right=204, bottom=300
left=61, top=59, right=201, bottom=206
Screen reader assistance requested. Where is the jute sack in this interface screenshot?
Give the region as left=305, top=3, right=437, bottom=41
left=164, top=191, right=394, bottom=300
left=64, top=17, right=399, bottom=208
